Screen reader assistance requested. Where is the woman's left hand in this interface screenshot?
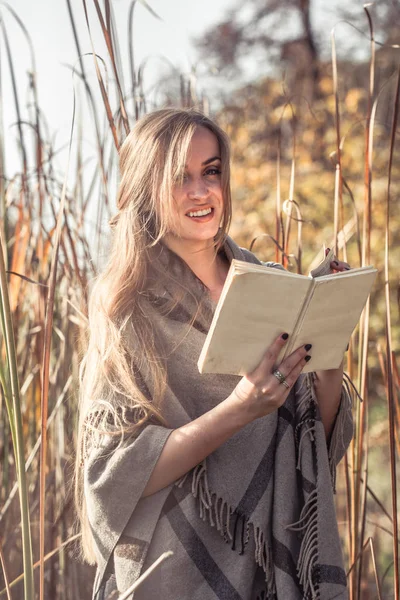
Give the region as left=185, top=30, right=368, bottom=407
left=326, top=248, right=351, bottom=273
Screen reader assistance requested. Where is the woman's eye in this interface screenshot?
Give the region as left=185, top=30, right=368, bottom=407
left=205, top=167, right=221, bottom=177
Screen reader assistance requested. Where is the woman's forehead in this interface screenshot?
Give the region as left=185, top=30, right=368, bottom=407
left=185, top=127, right=220, bottom=164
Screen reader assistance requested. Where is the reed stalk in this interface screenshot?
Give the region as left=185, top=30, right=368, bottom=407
left=0, top=535, right=82, bottom=598
left=0, top=231, right=34, bottom=599
left=0, top=542, right=12, bottom=600
left=331, top=31, right=342, bottom=258
left=383, top=62, right=400, bottom=600
left=38, top=87, right=76, bottom=600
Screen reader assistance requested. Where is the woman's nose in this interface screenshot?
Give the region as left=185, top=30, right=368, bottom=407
left=187, top=177, right=210, bottom=200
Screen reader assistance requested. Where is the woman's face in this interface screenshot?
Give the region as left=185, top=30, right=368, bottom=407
left=164, top=126, right=224, bottom=250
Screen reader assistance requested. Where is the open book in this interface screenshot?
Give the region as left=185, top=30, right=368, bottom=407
left=198, top=250, right=377, bottom=375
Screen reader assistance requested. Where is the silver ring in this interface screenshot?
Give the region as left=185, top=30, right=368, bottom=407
left=282, top=380, right=290, bottom=389
left=272, top=369, right=286, bottom=384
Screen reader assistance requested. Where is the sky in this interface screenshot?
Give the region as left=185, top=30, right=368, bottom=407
left=3, top=0, right=234, bottom=176
left=2, top=0, right=378, bottom=183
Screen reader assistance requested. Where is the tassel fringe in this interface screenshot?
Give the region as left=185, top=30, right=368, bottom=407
left=291, top=373, right=321, bottom=600
left=287, top=490, right=319, bottom=598
left=328, top=375, right=354, bottom=492
left=178, top=462, right=277, bottom=598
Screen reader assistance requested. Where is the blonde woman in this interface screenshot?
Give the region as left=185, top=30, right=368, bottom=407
left=76, top=108, right=353, bottom=600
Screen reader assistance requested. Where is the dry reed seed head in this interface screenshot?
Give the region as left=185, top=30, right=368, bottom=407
left=114, top=108, right=232, bottom=248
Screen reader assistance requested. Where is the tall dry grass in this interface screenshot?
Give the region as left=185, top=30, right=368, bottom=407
left=0, top=1, right=399, bottom=599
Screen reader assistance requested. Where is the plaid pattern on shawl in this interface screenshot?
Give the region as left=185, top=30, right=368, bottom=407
left=84, top=237, right=353, bottom=600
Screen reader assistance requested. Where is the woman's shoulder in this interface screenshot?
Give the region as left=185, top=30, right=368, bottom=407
left=224, top=235, right=286, bottom=271
left=241, top=247, right=286, bottom=271
left=260, top=260, right=286, bottom=271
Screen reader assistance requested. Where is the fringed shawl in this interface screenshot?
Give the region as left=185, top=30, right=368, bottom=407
left=84, top=237, right=353, bottom=600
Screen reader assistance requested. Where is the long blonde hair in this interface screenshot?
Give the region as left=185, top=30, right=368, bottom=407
left=75, top=108, right=232, bottom=563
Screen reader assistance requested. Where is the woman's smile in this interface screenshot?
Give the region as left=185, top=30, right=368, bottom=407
left=185, top=206, right=214, bottom=221
left=187, top=206, right=212, bottom=217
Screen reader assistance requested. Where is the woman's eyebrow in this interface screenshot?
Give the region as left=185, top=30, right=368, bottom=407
left=202, top=156, right=221, bottom=166
left=183, top=156, right=221, bottom=168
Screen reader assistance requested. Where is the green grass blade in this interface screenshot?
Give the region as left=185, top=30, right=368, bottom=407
left=0, top=231, right=34, bottom=599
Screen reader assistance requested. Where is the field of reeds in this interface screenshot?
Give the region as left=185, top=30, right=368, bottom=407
left=0, top=1, right=399, bottom=599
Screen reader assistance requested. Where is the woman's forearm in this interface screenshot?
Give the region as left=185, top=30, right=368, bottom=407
left=142, top=394, right=253, bottom=497
left=313, top=361, right=344, bottom=441
left=142, top=335, right=311, bottom=497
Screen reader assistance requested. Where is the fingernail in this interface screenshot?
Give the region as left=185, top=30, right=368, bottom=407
left=281, top=333, right=289, bottom=340
left=304, top=344, right=312, bottom=351
left=333, top=260, right=339, bottom=266
left=345, top=267, right=351, bottom=270
left=305, top=355, right=311, bottom=362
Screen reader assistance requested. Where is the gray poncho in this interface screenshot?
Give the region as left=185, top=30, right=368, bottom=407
left=84, top=237, right=353, bottom=600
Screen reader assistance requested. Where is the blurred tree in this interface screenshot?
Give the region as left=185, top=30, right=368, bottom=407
left=196, top=0, right=320, bottom=99
left=195, top=0, right=400, bottom=101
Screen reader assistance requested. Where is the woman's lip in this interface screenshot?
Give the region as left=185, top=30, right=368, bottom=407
left=185, top=206, right=213, bottom=215
left=185, top=207, right=215, bottom=222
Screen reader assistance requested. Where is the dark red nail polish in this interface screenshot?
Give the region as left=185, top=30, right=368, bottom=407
left=305, top=355, right=311, bottom=362
left=281, top=333, right=289, bottom=340
left=304, top=344, right=312, bottom=351
left=333, top=260, right=339, bottom=266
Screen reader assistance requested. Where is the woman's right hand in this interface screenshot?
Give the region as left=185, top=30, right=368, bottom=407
left=230, top=333, right=311, bottom=421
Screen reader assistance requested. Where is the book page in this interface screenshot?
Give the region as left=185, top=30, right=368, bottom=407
left=309, top=247, right=335, bottom=278
left=294, top=268, right=377, bottom=373
left=198, top=269, right=311, bottom=375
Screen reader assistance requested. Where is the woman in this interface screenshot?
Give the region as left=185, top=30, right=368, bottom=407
left=76, top=108, right=353, bottom=600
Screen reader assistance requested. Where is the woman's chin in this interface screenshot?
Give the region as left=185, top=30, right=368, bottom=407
left=163, top=230, right=219, bottom=252
left=183, top=227, right=220, bottom=245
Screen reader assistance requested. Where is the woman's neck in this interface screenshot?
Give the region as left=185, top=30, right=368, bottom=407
left=163, top=237, right=229, bottom=302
